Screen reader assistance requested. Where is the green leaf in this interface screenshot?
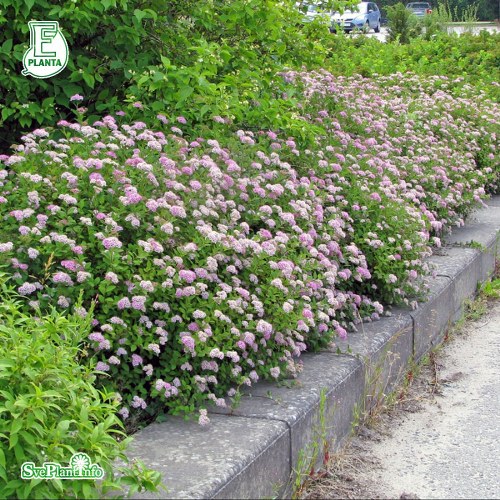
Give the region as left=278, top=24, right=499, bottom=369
left=62, top=84, right=83, bottom=99
left=176, top=86, right=194, bottom=105
left=98, top=89, right=110, bottom=100
left=134, top=9, right=147, bottom=23
left=57, top=419, right=71, bottom=432
left=82, top=72, right=95, bottom=89
left=101, top=0, right=116, bottom=9
left=14, top=442, right=25, bottom=463
left=1, top=107, right=16, bottom=121
left=160, top=56, right=171, bottom=68
left=21, top=0, right=36, bottom=17
left=42, top=97, right=55, bottom=108
left=9, top=432, right=18, bottom=449
left=19, top=431, right=36, bottom=447
left=11, top=418, right=22, bottom=435
left=1, top=38, right=13, bottom=54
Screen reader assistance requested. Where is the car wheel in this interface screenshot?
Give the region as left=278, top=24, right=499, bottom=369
left=374, top=20, right=381, bottom=33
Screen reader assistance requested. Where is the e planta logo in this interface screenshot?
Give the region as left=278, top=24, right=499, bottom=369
left=22, top=21, right=69, bottom=79
left=21, top=452, right=104, bottom=480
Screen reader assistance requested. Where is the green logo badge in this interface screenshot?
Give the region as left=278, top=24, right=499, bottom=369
left=21, top=453, right=104, bottom=480
left=22, top=21, right=69, bottom=79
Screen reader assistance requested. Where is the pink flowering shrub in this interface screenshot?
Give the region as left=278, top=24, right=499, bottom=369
left=0, top=72, right=497, bottom=424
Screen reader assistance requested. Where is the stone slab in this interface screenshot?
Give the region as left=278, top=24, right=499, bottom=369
left=127, top=415, right=290, bottom=499
left=210, top=352, right=364, bottom=490
left=427, top=246, right=480, bottom=282
left=444, top=198, right=500, bottom=281
left=448, top=231, right=498, bottom=284
left=411, top=276, right=454, bottom=361
left=445, top=200, right=500, bottom=249
left=485, top=196, right=500, bottom=208
left=328, top=311, right=414, bottom=404
left=429, top=246, right=482, bottom=317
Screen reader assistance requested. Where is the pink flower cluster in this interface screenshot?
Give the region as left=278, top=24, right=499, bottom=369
left=0, top=71, right=497, bottom=423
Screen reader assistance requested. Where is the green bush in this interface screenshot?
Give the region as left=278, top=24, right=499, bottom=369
left=0, top=0, right=346, bottom=152
left=318, top=30, right=500, bottom=101
left=0, top=69, right=497, bottom=427
left=387, top=2, right=422, bottom=43
left=420, top=2, right=453, bottom=39
left=1, top=1, right=498, bottom=152
left=0, top=278, right=161, bottom=499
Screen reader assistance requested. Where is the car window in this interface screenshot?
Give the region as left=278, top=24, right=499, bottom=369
left=337, top=3, right=367, bottom=14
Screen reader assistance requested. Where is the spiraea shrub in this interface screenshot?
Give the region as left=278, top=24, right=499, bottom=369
left=0, top=72, right=498, bottom=426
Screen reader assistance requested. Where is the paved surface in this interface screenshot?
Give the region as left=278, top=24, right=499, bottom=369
left=362, top=301, right=500, bottom=499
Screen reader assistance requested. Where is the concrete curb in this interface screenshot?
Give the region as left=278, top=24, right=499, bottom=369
left=128, top=197, right=500, bottom=499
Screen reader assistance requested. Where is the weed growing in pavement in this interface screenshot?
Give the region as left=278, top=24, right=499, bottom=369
left=466, top=241, right=487, bottom=251
left=481, top=278, right=500, bottom=299
left=291, top=388, right=335, bottom=498
left=349, top=339, right=402, bottom=433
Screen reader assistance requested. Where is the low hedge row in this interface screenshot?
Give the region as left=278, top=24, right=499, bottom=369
left=0, top=71, right=497, bottom=427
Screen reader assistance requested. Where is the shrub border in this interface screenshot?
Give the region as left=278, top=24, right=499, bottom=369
left=126, top=196, right=500, bottom=499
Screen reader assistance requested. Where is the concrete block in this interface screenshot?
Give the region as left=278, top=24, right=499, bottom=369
left=210, top=352, right=364, bottom=489
left=127, top=415, right=290, bottom=499
left=444, top=198, right=500, bottom=281
left=486, top=196, right=500, bottom=208
left=428, top=246, right=480, bottom=281
left=411, top=276, right=454, bottom=360
left=330, top=311, right=414, bottom=409
left=429, top=247, right=490, bottom=322
left=445, top=204, right=500, bottom=250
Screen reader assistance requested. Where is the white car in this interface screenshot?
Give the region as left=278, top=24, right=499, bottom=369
left=301, top=3, right=334, bottom=23
left=332, top=2, right=381, bottom=33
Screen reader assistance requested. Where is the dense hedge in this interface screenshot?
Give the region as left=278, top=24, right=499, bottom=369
left=1, top=1, right=499, bottom=153
left=0, top=71, right=497, bottom=426
left=0, top=0, right=337, bottom=151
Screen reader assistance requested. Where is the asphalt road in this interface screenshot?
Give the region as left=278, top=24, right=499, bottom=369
left=361, top=302, right=500, bottom=499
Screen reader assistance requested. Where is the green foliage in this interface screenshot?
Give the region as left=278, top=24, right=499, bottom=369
left=387, top=2, right=422, bottom=43
left=438, top=0, right=494, bottom=21
left=0, top=278, right=162, bottom=498
left=0, top=0, right=158, bottom=150
left=1, top=0, right=498, bottom=153
left=379, top=0, right=496, bottom=21
left=0, top=0, right=352, bottom=152
left=476, top=0, right=499, bottom=21
left=420, top=3, right=453, bottom=39
left=320, top=31, right=500, bottom=100
left=481, top=277, right=500, bottom=298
